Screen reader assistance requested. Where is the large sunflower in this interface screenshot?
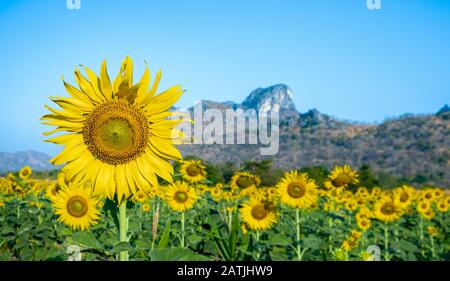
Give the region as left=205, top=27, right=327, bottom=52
left=180, top=160, right=207, bottom=184
left=373, top=196, right=403, bottom=223
left=165, top=181, right=198, bottom=212
left=42, top=57, right=186, bottom=203
left=277, top=171, right=318, bottom=209
left=240, top=199, right=278, bottom=231
left=52, top=184, right=101, bottom=231
left=324, top=165, right=359, bottom=189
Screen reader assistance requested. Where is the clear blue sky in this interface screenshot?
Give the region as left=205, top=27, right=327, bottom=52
left=0, top=0, right=449, bottom=155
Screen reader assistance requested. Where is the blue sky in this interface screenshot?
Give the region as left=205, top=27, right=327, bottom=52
left=0, top=0, right=449, bottom=154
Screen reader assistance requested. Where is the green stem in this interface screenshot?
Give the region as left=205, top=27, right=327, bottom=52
left=384, top=222, right=390, bottom=261
left=296, top=209, right=302, bottom=261
left=328, top=215, right=333, bottom=255
left=119, top=200, right=129, bottom=261
left=139, top=204, right=143, bottom=232
left=17, top=203, right=20, bottom=220
left=227, top=208, right=233, bottom=231
left=419, top=217, right=425, bottom=257
left=430, top=234, right=436, bottom=260
left=181, top=211, right=185, bottom=248
left=255, top=231, right=261, bottom=261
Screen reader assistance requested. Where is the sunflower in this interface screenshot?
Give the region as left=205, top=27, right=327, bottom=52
left=240, top=199, right=278, bottom=231
left=42, top=57, right=186, bottom=203
left=209, top=185, right=223, bottom=202
left=132, top=190, right=148, bottom=203
left=324, top=165, right=359, bottom=189
left=393, top=185, right=416, bottom=208
left=432, top=188, right=444, bottom=200
left=230, top=172, right=261, bottom=192
left=420, top=189, right=434, bottom=201
left=356, top=218, right=372, bottom=230
left=436, top=199, right=449, bottom=213
left=52, top=184, right=101, bottom=231
left=19, top=166, right=32, bottom=180
left=355, top=187, right=369, bottom=198
left=373, top=196, right=403, bottom=223
left=419, top=208, right=435, bottom=220
left=277, top=171, right=318, bottom=209
left=355, top=207, right=372, bottom=221
left=46, top=183, right=61, bottom=201
left=427, top=226, right=438, bottom=237
left=416, top=200, right=431, bottom=214
left=142, top=202, right=151, bottom=212
left=371, top=187, right=382, bottom=198
left=180, top=160, right=207, bottom=184
left=344, top=199, right=358, bottom=211
left=341, top=229, right=362, bottom=252
left=165, top=181, right=198, bottom=212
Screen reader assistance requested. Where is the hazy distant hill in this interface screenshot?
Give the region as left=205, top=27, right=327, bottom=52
left=0, top=151, right=53, bottom=173
left=179, top=84, right=450, bottom=187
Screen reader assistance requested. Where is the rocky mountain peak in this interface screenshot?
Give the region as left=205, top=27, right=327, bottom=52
left=240, top=84, right=298, bottom=118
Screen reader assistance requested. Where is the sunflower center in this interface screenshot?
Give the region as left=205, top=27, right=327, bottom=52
left=174, top=191, right=188, bottom=203
left=425, top=193, right=432, bottom=199
left=251, top=204, right=268, bottom=220
left=83, top=101, right=149, bottom=165
left=236, top=176, right=254, bottom=189
left=332, top=174, right=351, bottom=187
left=67, top=196, right=88, bottom=218
left=22, top=169, right=29, bottom=176
left=287, top=182, right=306, bottom=198
left=186, top=164, right=201, bottom=177
left=400, top=192, right=409, bottom=202
left=381, top=203, right=395, bottom=215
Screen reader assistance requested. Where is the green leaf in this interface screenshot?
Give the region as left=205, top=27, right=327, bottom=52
left=270, top=247, right=288, bottom=261
left=114, top=241, right=133, bottom=253
left=135, top=239, right=152, bottom=251
left=303, top=236, right=322, bottom=250
left=103, top=198, right=119, bottom=232
left=157, top=221, right=171, bottom=249
left=397, top=240, right=419, bottom=253
left=70, top=232, right=101, bottom=250
left=150, top=248, right=210, bottom=261
left=262, top=233, right=290, bottom=246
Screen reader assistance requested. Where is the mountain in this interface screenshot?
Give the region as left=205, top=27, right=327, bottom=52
left=240, top=84, right=298, bottom=119
left=1, top=85, right=448, bottom=186
left=0, top=151, right=53, bottom=173
left=179, top=84, right=450, bottom=187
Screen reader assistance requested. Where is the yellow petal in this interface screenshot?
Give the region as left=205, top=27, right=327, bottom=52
left=144, top=85, right=182, bottom=115
left=135, top=64, right=150, bottom=105
left=100, top=60, right=113, bottom=99
left=81, top=65, right=107, bottom=102
left=149, top=137, right=182, bottom=160
left=140, top=70, right=161, bottom=107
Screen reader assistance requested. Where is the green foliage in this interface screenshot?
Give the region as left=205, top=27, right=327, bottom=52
left=241, top=160, right=284, bottom=186
left=358, top=164, right=379, bottom=188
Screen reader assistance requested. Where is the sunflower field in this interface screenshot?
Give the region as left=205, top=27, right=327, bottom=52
left=0, top=163, right=448, bottom=261
left=1, top=57, right=448, bottom=261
